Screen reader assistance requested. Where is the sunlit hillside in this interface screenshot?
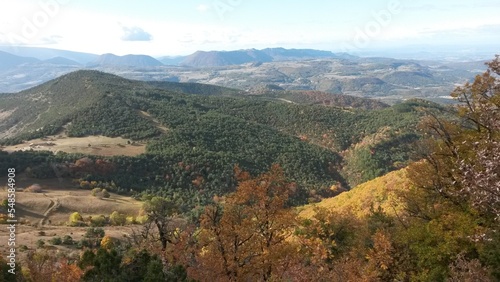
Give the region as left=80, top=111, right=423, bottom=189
left=299, top=167, right=411, bottom=219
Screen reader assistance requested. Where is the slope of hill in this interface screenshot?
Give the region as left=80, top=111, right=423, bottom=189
left=145, top=81, right=241, bottom=96
left=256, top=90, right=389, bottom=110
left=299, top=168, right=411, bottom=219
left=89, top=53, right=164, bottom=67
left=0, top=70, right=164, bottom=140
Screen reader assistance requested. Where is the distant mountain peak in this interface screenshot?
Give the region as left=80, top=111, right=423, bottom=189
left=43, top=56, right=81, bottom=66
left=179, top=47, right=354, bottom=67
left=89, top=53, right=164, bottom=67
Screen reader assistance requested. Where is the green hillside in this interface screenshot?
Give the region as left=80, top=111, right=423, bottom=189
left=0, top=70, right=438, bottom=208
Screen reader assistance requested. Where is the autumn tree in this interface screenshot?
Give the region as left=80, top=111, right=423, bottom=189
left=190, top=164, right=297, bottom=281
left=402, top=56, right=500, bottom=280
left=24, top=250, right=55, bottom=282
left=69, top=212, right=85, bottom=226
left=53, top=259, right=84, bottom=282
left=110, top=211, right=126, bottom=226
left=100, top=235, right=114, bottom=250
left=450, top=56, right=500, bottom=219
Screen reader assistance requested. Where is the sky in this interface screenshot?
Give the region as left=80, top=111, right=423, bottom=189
left=0, top=0, right=499, bottom=57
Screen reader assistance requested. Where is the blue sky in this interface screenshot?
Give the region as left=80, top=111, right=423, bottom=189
left=0, top=0, right=498, bottom=56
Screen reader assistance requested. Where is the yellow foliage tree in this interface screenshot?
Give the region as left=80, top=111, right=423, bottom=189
left=110, top=211, right=126, bottom=226
left=100, top=235, right=114, bottom=250
left=68, top=212, right=84, bottom=226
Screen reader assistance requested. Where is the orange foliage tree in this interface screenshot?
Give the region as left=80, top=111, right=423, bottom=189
left=189, top=164, right=298, bottom=281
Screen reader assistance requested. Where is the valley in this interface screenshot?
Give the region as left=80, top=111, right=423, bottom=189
left=0, top=47, right=486, bottom=104
left=0, top=50, right=497, bottom=281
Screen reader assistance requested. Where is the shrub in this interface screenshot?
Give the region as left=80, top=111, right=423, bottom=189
left=126, top=216, right=136, bottom=225
left=90, top=215, right=107, bottom=227
left=79, top=180, right=90, bottom=189
left=101, top=189, right=110, bottom=199
left=91, top=188, right=102, bottom=197
left=83, top=227, right=105, bottom=248
left=110, top=211, right=126, bottom=226
left=36, top=239, right=45, bottom=248
left=62, top=235, right=74, bottom=245
left=78, top=239, right=90, bottom=249
left=49, top=237, right=62, bottom=245
left=1, top=199, right=8, bottom=208
left=136, top=215, right=149, bottom=224
left=25, top=184, right=42, bottom=193
left=100, top=235, right=114, bottom=250
left=69, top=212, right=85, bottom=227
left=85, top=227, right=105, bottom=239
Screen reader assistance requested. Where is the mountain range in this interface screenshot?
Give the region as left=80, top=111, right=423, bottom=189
left=0, top=46, right=487, bottom=101
left=0, top=46, right=348, bottom=68
left=178, top=48, right=354, bottom=67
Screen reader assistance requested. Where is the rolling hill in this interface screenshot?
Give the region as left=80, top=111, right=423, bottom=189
left=0, top=70, right=437, bottom=208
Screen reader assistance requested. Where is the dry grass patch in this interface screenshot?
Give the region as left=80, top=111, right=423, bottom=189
left=0, top=176, right=142, bottom=226
left=3, top=134, right=146, bottom=156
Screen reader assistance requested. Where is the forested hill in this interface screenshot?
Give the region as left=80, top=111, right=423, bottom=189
left=0, top=70, right=440, bottom=207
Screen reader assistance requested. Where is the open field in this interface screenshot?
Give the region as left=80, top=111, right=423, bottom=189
left=0, top=176, right=142, bottom=225
left=2, top=135, right=146, bottom=156
left=0, top=177, right=143, bottom=254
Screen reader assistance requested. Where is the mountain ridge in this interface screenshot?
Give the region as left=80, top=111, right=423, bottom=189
left=179, top=47, right=354, bottom=67
left=88, top=53, right=164, bottom=67
left=0, top=50, right=40, bottom=70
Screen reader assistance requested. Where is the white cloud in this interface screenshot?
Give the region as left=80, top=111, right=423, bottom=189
left=121, top=26, right=153, bottom=41
left=196, top=4, right=210, bottom=12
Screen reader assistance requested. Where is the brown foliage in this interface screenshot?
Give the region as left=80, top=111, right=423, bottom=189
left=53, top=259, right=84, bottom=282
left=448, top=253, right=493, bottom=282
left=24, top=251, right=82, bottom=282
left=190, top=164, right=298, bottom=281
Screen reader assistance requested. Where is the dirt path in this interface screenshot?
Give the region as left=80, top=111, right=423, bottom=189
left=40, top=194, right=60, bottom=226
left=138, top=110, right=169, bottom=133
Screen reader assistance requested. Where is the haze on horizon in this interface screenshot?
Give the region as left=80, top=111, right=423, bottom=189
left=0, top=0, right=498, bottom=57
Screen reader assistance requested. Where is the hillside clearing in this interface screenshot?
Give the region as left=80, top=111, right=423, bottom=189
left=0, top=176, right=142, bottom=226
left=0, top=176, right=143, bottom=257
left=2, top=135, right=145, bottom=156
